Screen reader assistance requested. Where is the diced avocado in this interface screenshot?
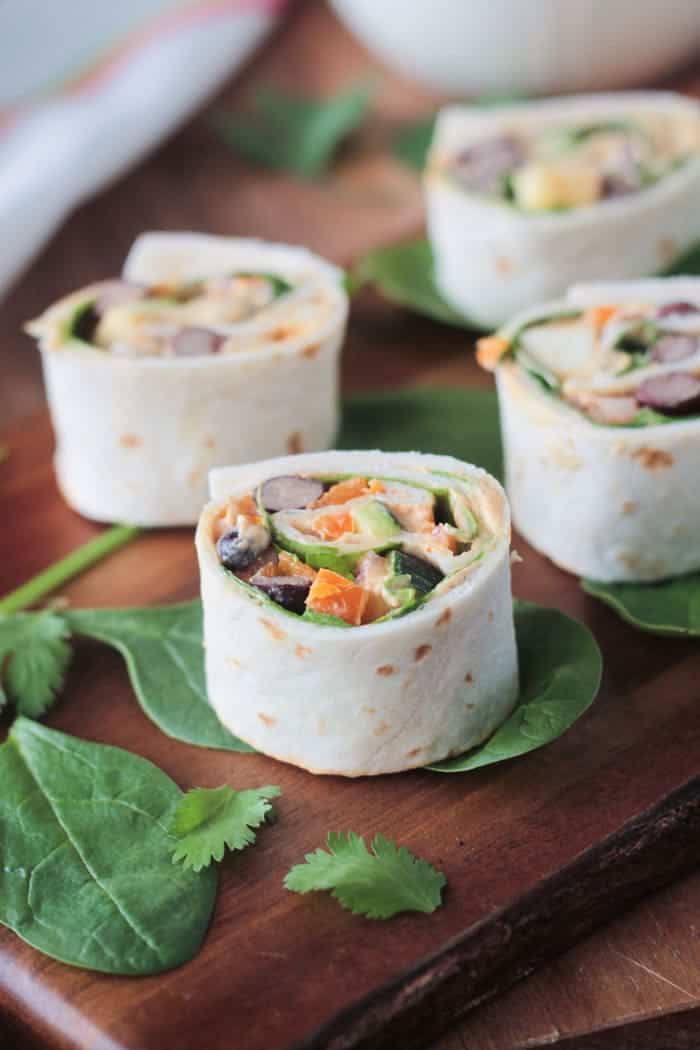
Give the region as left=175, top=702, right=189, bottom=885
left=351, top=501, right=401, bottom=540
left=447, top=490, right=479, bottom=539
left=268, top=530, right=358, bottom=577
left=388, top=550, right=444, bottom=595
left=63, top=299, right=99, bottom=345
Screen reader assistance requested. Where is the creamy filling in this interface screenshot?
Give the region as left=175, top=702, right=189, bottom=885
left=27, top=271, right=341, bottom=358
left=213, top=473, right=494, bottom=626
left=443, top=112, right=700, bottom=212
left=479, top=298, right=700, bottom=426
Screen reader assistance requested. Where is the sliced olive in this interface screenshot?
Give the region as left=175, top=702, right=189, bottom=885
left=635, top=372, right=700, bottom=416
left=171, top=327, right=225, bottom=356
left=251, top=575, right=311, bottom=614
left=218, top=528, right=268, bottom=571
left=650, top=334, right=698, bottom=363
left=261, top=475, right=324, bottom=512
left=657, top=301, right=699, bottom=318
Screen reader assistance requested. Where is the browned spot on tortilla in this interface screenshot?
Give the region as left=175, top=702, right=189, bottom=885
left=187, top=466, right=204, bottom=487
left=632, top=446, right=673, bottom=471
left=414, top=644, right=432, bottom=662
left=436, top=608, right=452, bottom=627
left=227, top=657, right=241, bottom=669
left=373, top=721, right=390, bottom=736
left=119, top=433, right=142, bottom=448
left=464, top=672, right=474, bottom=684
left=257, top=712, right=276, bottom=728
left=376, top=664, right=396, bottom=676
left=302, top=343, right=320, bottom=360
left=361, top=705, right=377, bottom=715
left=487, top=610, right=494, bottom=623
left=295, top=644, right=312, bottom=659
left=495, top=255, right=513, bottom=274
left=259, top=618, right=287, bottom=641
left=658, top=237, right=678, bottom=264
left=204, top=436, right=216, bottom=450
left=406, top=747, right=423, bottom=758
left=287, top=431, right=303, bottom=455
left=622, top=500, right=639, bottom=514
left=271, top=325, right=296, bottom=341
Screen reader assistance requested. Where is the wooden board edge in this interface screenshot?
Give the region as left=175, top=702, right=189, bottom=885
left=513, top=1003, right=700, bottom=1049
left=294, top=775, right=700, bottom=1050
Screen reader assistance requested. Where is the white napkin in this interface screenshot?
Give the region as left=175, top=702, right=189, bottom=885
left=0, top=0, right=288, bottom=299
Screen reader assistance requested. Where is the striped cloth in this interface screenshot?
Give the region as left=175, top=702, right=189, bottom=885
left=0, top=0, right=289, bottom=298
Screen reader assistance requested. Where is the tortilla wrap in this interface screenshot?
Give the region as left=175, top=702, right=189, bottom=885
left=196, top=450, right=519, bottom=776
left=494, top=278, right=700, bottom=581
left=425, top=92, right=700, bottom=328
left=29, top=233, right=348, bottom=526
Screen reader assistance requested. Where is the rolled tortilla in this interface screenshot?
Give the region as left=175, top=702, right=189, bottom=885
left=196, top=450, right=518, bottom=776
left=27, top=233, right=348, bottom=526
left=425, top=92, right=700, bottom=329
left=483, top=278, right=700, bottom=581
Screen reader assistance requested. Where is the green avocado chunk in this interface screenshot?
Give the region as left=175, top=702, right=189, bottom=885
left=388, top=550, right=444, bottom=595
left=351, top=500, right=401, bottom=540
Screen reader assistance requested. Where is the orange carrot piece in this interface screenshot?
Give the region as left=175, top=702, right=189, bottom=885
left=313, top=476, right=369, bottom=507
left=306, top=568, right=369, bottom=626
left=476, top=336, right=509, bottom=372
left=310, top=511, right=355, bottom=541
left=585, top=305, right=618, bottom=329
left=277, top=550, right=317, bottom=580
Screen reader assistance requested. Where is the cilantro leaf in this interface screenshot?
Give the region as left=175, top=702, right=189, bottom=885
left=170, top=785, right=280, bottom=872
left=284, top=831, right=446, bottom=919
left=211, top=82, right=373, bottom=178
left=0, top=611, right=71, bottom=717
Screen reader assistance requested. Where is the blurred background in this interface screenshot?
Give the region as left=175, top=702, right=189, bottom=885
left=3, top=0, right=700, bottom=429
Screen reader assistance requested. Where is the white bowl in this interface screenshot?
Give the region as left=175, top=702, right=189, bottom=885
left=330, top=0, right=700, bottom=97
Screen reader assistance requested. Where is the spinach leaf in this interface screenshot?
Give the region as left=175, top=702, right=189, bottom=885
left=211, top=82, right=373, bottom=179
left=349, top=239, right=473, bottom=328
left=339, top=386, right=503, bottom=482
left=0, top=718, right=216, bottom=974
left=582, top=574, right=700, bottom=636
left=352, top=235, right=700, bottom=329
left=392, top=116, right=436, bottom=171
left=429, top=601, right=602, bottom=772
left=65, top=604, right=251, bottom=752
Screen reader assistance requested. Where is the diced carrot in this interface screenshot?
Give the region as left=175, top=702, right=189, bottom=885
left=277, top=550, right=317, bottom=580
left=476, top=336, right=509, bottom=372
left=310, top=511, right=355, bottom=541
left=313, top=476, right=369, bottom=507
left=585, top=305, right=618, bottom=330
left=306, top=568, right=369, bottom=626
left=367, top=479, right=386, bottom=494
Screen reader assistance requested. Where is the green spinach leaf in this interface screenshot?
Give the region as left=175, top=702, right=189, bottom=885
left=211, top=82, right=373, bottom=178
left=392, top=116, right=436, bottom=170
left=339, top=386, right=503, bottom=482
left=582, top=575, right=700, bottom=636
left=65, top=604, right=251, bottom=752
left=0, top=718, right=216, bottom=974
left=429, top=600, right=602, bottom=772
left=349, top=239, right=472, bottom=328
left=352, top=236, right=700, bottom=330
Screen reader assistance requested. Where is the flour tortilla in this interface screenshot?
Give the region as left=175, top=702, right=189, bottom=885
left=496, top=279, right=700, bottom=581
left=196, top=450, right=519, bottom=777
left=32, top=233, right=348, bottom=526
left=425, top=92, right=700, bottom=329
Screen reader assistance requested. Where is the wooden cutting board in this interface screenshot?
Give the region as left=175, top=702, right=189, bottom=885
left=1, top=400, right=699, bottom=1050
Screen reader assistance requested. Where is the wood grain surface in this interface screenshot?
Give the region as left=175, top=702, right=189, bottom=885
left=2, top=3, right=700, bottom=1049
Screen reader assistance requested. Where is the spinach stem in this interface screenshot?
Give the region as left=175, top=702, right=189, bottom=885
left=0, top=525, right=141, bottom=614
